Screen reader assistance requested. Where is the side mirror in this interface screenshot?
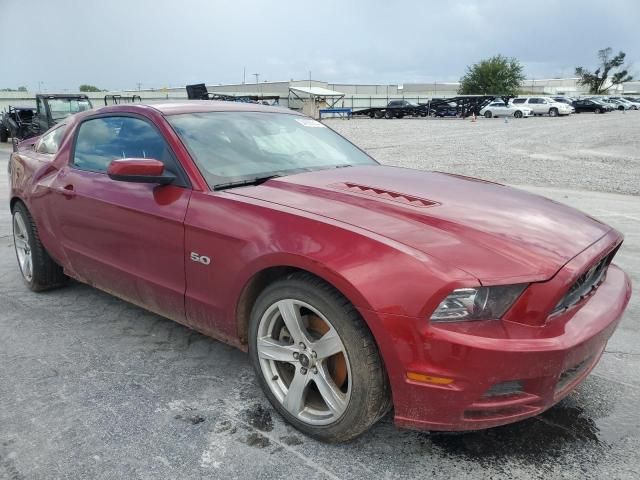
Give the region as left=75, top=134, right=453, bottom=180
left=107, top=158, right=175, bottom=185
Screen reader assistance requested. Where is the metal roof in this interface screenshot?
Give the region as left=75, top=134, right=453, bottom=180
left=289, top=86, right=344, bottom=97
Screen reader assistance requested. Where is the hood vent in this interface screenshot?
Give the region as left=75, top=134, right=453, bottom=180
left=331, top=182, right=438, bottom=208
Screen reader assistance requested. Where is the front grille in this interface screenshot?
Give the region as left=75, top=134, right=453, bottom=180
left=551, top=246, right=619, bottom=316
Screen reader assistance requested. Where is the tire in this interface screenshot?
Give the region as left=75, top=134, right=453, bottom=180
left=368, top=112, right=375, bottom=119
left=594, top=108, right=601, bottom=114
left=0, top=126, right=8, bottom=143
left=384, top=110, right=393, bottom=119
left=484, top=111, right=492, bottom=118
left=12, top=202, right=68, bottom=291
left=248, top=273, right=390, bottom=442
left=396, top=113, right=404, bottom=119
left=514, top=111, right=523, bottom=119
left=549, top=108, right=558, bottom=117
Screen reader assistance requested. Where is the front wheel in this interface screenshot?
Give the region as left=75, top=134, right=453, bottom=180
left=549, top=108, right=558, bottom=117
left=0, top=127, right=8, bottom=143
left=514, top=111, right=523, bottom=119
left=594, top=108, right=601, bottom=114
left=484, top=111, right=492, bottom=118
left=248, top=273, right=390, bottom=442
left=12, top=202, right=67, bottom=291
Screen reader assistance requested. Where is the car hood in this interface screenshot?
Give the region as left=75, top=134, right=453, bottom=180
left=231, top=166, right=610, bottom=283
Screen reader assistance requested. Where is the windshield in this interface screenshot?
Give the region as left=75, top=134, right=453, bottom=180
left=168, top=112, right=377, bottom=188
left=48, top=98, right=93, bottom=121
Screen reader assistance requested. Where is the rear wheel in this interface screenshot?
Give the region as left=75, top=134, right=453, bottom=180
left=484, top=111, right=492, bottom=118
left=514, top=111, right=523, bottom=119
left=12, top=202, right=67, bottom=291
left=0, top=126, right=8, bottom=143
left=594, top=108, right=601, bottom=114
left=248, top=273, right=390, bottom=442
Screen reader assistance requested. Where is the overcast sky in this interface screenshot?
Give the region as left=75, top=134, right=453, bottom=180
left=1, top=0, right=638, bottom=91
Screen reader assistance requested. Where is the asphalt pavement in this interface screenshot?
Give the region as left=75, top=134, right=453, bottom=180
left=1, top=136, right=639, bottom=479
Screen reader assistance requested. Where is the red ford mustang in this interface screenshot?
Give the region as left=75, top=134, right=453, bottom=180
left=8, top=102, right=632, bottom=442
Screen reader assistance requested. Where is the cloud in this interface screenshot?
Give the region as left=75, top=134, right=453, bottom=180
left=0, top=0, right=637, bottom=90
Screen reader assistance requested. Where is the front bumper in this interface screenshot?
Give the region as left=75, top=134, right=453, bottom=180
left=361, top=263, right=631, bottom=432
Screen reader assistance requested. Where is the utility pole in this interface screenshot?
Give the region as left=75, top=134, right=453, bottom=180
left=137, top=82, right=142, bottom=91
left=243, top=67, right=246, bottom=84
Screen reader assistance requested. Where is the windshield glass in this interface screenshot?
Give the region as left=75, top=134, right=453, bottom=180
left=168, top=112, right=377, bottom=188
left=48, top=98, right=92, bottom=121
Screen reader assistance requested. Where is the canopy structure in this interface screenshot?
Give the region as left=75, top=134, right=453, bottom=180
left=288, top=86, right=345, bottom=118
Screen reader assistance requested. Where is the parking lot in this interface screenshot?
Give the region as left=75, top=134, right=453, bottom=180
left=1, top=112, right=639, bottom=479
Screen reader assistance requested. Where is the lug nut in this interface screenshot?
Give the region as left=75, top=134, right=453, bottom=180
left=299, top=342, right=307, bottom=350
left=300, top=367, right=308, bottom=375
left=293, top=352, right=299, bottom=359
left=311, top=351, right=317, bottom=358
left=311, top=367, right=318, bottom=375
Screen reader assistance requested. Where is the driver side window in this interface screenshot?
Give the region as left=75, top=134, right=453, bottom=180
left=73, top=116, right=175, bottom=174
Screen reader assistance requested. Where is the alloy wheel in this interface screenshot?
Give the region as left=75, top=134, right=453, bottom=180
left=13, top=211, right=33, bottom=282
left=256, top=299, right=352, bottom=426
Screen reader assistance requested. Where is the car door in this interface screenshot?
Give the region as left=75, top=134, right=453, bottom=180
left=526, top=98, right=540, bottom=114
left=48, top=114, right=192, bottom=322
left=34, top=96, right=50, bottom=134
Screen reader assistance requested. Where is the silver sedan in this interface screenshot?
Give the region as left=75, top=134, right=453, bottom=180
left=480, top=101, right=533, bottom=118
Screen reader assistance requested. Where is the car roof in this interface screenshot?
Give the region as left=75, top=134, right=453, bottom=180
left=61, top=101, right=304, bottom=126
left=144, top=101, right=298, bottom=116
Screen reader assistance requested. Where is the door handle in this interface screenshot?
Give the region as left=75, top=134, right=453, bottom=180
left=59, top=184, right=76, bottom=199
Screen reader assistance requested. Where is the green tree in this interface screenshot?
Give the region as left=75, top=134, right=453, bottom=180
left=79, top=84, right=102, bottom=92
left=575, top=48, right=634, bottom=94
left=18, top=86, right=27, bottom=92
left=458, top=55, right=525, bottom=95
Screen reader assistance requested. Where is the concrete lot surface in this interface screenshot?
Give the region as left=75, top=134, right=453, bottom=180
left=1, top=112, right=639, bottom=480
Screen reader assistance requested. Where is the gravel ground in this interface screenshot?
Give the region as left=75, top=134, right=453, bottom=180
left=1, top=117, right=640, bottom=479
left=327, top=112, right=640, bottom=195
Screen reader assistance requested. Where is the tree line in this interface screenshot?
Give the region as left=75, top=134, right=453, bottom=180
left=458, top=48, right=634, bottom=96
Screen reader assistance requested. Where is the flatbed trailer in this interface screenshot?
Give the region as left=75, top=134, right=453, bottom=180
left=186, top=83, right=280, bottom=105
left=426, top=95, right=515, bottom=118
left=352, top=95, right=513, bottom=119
left=352, top=100, right=429, bottom=119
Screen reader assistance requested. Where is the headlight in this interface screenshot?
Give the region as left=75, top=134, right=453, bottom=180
left=430, top=284, right=527, bottom=322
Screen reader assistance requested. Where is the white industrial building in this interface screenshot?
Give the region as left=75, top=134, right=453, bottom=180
left=2, top=78, right=638, bottom=113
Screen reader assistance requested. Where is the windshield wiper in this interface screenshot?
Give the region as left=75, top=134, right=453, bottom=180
left=213, top=174, right=281, bottom=191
